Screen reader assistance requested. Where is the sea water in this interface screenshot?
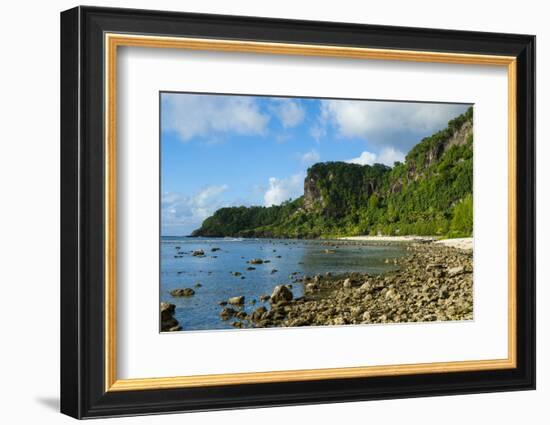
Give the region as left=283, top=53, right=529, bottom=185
left=160, top=237, right=406, bottom=331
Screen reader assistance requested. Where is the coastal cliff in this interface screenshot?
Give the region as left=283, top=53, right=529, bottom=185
left=192, top=107, right=473, bottom=238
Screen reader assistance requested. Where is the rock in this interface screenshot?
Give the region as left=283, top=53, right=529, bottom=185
left=251, top=306, right=267, bottom=321
left=228, top=295, right=245, bottom=305
left=231, top=271, right=242, bottom=276
left=305, top=283, right=317, bottom=292
left=160, top=303, right=181, bottom=331
left=270, top=285, right=293, bottom=304
left=447, top=266, right=466, bottom=277
left=194, top=283, right=202, bottom=288
left=231, top=321, right=244, bottom=328
left=246, top=266, right=256, bottom=271
left=360, top=281, right=371, bottom=291
left=249, top=258, right=264, bottom=264
left=211, top=247, right=220, bottom=252
left=219, top=301, right=227, bottom=306
left=220, top=307, right=236, bottom=320
left=270, top=269, right=278, bottom=274
left=170, top=288, right=195, bottom=297
left=343, top=278, right=352, bottom=289
left=192, top=249, right=205, bottom=257
left=235, top=310, right=248, bottom=320
left=259, top=294, right=271, bottom=302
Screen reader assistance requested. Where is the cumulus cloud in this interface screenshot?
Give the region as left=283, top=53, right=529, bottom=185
left=299, top=149, right=320, bottom=165
left=318, top=100, right=468, bottom=143
left=162, top=93, right=269, bottom=141
left=270, top=99, right=305, bottom=128
left=162, top=185, right=229, bottom=234
left=264, top=173, right=305, bottom=207
left=347, top=147, right=405, bottom=167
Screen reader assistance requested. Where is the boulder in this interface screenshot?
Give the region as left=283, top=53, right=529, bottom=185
left=220, top=307, right=236, bottom=320
left=160, top=302, right=181, bottom=331
left=259, top=294, right=271, bottom=302
left=249, top=258, right=264, bottom=264
left=343, top=278, right=352, bottom=289
left=228, top=295, right=245, bottom=305
left=170, top=288, right=195, bottom=297
left=270, top=285, right=293, bottom=305
left=251, top=306, right=267, bottom=321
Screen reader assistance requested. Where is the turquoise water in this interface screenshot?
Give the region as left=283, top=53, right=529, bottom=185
left=160, top=237, right=406, bottom=331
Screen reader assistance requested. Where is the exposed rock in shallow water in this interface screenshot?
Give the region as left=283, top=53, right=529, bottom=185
left=170, top=288, right=195, bottom=297
left=228, top=295, right=245, bottom=305
left=192, top=249, right=205, bottom=257
left=246, top=242, right=473, bottom=328
left=270, top=285, right=293, bottom=305
left=220, top=307, right=236, bottom=320
left=249, top=258, right=264, bottom=264
left=160, top=302, right=181, bottom=331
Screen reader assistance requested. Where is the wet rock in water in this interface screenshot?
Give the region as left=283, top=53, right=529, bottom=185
left=194, top=283, right=202, bottom=288
left=270, top=269, right=278, bottom=274
left=249, top=258, right=264, bottom=264
left=170, top=288, right=195, bottom=297
left=231, top=321, right=244, bottom=328
left=276, top=255, right=282, bottom=258
left=211, top=247, right=221, bottom=252
left=249, top=299, right=257, bottom=305
left=259, top=294, right=271, bottom=302
left=270, top=285, right=293, bottom=305
left=251, top=306, right=267, bottom=321
left=231, top=271, right=242, bottom=277
left=228, top=295, right=245, bottom=305
left=219, top=301, right=228, bottom=306
left=246, top=266, right=256, bottom=271
left=220, top=307, right=236, bottom=320
left=160, top=302, right=181, bottom=331
left=192, top=249, right=205, bottom=257
left=235, top=310, right=248, bottom=320
left=264, top=260, right=271, bottom=263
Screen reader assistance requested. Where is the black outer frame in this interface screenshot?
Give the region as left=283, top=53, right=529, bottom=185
left=60, top=6, right=536, bottom=419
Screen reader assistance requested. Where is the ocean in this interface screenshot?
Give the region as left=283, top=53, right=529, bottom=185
left=160, top=237, right=406, bottom=331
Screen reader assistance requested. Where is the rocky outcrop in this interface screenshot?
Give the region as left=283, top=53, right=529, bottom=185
left=245, top=242, right=473, bottom=328
left=160, top=302, right=181, bottom=331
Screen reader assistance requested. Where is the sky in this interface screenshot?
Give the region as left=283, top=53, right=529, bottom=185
left=161, top=92, right=470, bottom=236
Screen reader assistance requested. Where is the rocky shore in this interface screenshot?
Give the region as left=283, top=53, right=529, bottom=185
left=222, top=242, right=473, bottom=328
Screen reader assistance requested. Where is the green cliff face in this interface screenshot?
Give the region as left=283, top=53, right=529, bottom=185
left=192, top=107, right=473, bottom=239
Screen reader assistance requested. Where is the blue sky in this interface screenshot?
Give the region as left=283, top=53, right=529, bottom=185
left=161, top=92, right=470, bottom=235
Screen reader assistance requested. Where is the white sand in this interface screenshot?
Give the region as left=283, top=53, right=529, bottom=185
left=433, top=237, right=473, bottom=251
left=338, top=235, right=474, bottom=251
left=338, top=235, right=437, bottom=243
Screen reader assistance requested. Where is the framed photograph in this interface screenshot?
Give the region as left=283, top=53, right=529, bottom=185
left=60, top=6, right=535, bottom=419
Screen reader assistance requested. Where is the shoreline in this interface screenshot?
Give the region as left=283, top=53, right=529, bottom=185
left=228, top=241, right=473, bottom=328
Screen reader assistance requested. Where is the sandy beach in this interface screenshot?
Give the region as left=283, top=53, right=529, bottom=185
left=339, top=235, right=473, bottom=251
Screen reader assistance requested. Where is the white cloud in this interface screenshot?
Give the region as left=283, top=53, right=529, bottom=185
left=264, top=172, right=305, bottom=207
left=162, top=93, right=269, bottom=141
left=300, top=149, right=320, bottom=164
left=162, top=185, right=229, bottom=234
left=347, top=147, right=405, bottom=167
left=319, top=100, right=468, bottom=141
left=270, top=99, right=305, bottom=128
